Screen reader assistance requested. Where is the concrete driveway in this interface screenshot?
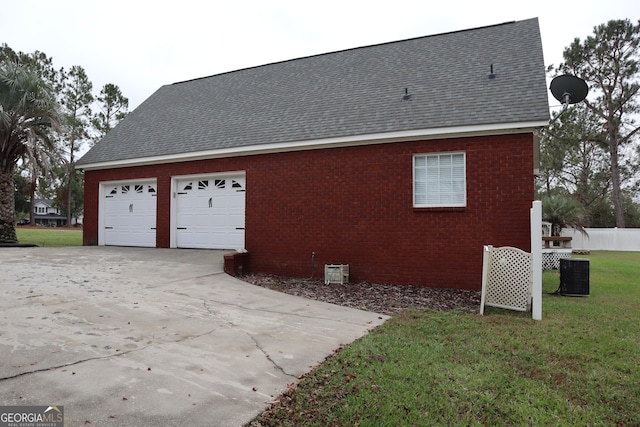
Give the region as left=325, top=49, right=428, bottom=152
left=0, top=246, right=388, bottom=426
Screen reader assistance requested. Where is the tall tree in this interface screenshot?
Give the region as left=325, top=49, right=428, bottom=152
left=539, top=104, right=611, bottom=226
left=558, top=19, right=640, bottom=227
left=0, top=62, right=60, bottom=242
left=0, top=44, right=63, bottom=91
left=1, top=44, right=65, bottom=221
left=59, top=65, right=93, bottom=226
left=92, top=83, right=128, bottom=143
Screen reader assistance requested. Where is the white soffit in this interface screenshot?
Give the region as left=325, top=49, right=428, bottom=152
left=79, top=121, right=548, bottom=170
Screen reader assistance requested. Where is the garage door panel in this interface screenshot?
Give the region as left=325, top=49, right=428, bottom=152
left=179, top=216, right=209, bottom=228
left=176, top=231, right=209, bottom=248
left=102, top=181, right=157, bottom=247
left=175, top=175, right=245, bottom=249
left=216, top=231, right=244, bottom=249
left=210, top=215, right=241, bottom=228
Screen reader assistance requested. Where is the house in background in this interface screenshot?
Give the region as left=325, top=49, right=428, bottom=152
left=33, top=199, right=66, bottom=227
left=77, top=18, right=550, bottom=290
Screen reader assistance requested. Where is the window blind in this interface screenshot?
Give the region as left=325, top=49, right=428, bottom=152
left=414, top=153, right=466, bottom=207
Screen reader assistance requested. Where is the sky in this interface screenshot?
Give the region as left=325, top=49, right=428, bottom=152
left=3, top=0, right=639, bottom=113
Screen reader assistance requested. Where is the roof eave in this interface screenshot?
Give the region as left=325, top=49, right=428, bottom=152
left=78, top=120, right=549, bottom=171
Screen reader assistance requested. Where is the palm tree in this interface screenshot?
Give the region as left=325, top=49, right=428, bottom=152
left=542, top=194, right=587, bottom=237
left=0, top=62, right=60, bottom=243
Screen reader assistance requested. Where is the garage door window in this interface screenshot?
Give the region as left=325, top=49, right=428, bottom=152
left=107, top=184, right=157, bottom=197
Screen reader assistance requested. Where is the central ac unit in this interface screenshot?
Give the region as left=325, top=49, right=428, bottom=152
left=560, top=258, right=590, bottom=296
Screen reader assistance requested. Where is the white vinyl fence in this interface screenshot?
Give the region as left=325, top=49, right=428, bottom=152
left=562, top=228, right=640, bottom=251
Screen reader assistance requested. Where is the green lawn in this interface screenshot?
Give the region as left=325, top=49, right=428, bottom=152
left=16, top=227, right=83, bottom=247
left=249, top=251, right=640, bottom=426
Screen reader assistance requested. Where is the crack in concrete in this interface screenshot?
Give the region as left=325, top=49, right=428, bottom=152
left=202, top=300, right=217, bottom=317
left=247, top=334, right=297, bottom=379
left=161, top=271, right=227, bottom=286
left=0, top=348, right=137, bottom=383
left=203, top=300, right=296, bottom=379
left=171, top=328, right=219, bottom=344
left=0, top=328, right=220, bottom=384
left=203, top=300, right=238, bottom=328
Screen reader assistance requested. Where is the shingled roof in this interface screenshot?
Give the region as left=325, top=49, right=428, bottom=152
left=78, top=18, right=549, bottom=168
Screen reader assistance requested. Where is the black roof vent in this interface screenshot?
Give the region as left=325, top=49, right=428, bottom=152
left=488, top=64, right=496, bottom=80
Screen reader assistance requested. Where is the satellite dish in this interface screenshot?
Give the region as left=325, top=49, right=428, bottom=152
left=550, top=74, right=589, bottom=104
left=548, top=74, right=589, bottom=124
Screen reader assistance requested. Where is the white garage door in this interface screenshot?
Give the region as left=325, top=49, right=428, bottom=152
left=175, top=176, right=245, bottom=249
left=102, top=181, right=157, bottom=247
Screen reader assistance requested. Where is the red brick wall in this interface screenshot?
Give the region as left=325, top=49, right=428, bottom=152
left=83, top=133, right=534, bottom=290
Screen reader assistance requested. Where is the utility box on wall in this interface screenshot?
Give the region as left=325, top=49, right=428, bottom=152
left=560, top=258, right=590, bottom=296
left=325, top=264, right=349, bottom=284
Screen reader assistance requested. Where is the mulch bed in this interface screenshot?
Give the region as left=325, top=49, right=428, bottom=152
left=241, top=274, right=481, bottom=315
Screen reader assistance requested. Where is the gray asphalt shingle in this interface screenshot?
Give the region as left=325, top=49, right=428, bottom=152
left=78, top=18, right=549, bottom=166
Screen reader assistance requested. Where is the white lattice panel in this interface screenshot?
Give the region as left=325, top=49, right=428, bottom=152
left=481, top=246, right=532, bottom=313
left=542, top=250, right=572, bottom=270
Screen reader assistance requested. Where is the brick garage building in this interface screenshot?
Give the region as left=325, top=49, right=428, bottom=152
left=78, top=19, right=549, bottom=290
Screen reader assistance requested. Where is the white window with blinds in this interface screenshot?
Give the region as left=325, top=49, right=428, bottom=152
left=413, top=152, right=466, bottom=207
